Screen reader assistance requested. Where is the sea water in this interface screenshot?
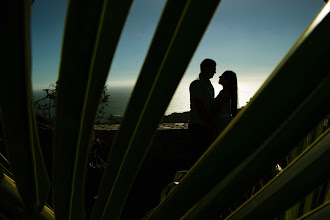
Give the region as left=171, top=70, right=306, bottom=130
left=33, top=86, right=188, bottom=117
left=33, top=79, right=262, bottom=118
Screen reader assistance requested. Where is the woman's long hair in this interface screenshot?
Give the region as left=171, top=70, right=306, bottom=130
left=223, top=70, right=238, bottom=117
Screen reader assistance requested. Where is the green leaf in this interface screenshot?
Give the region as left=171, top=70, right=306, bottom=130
left=52, top=0, right=133, bottom=219
left=302, top=192, right=314, bottom=215
left=91, top=0, right=222, bottom=219
left=285, top=203, right=300, bottom=220
left=0, top=174, right=54, bottom=220
left=324, top=180, right=330, bottom=203
left=146, top=3, right=330, bottom=219
left=0, top=153, right=12, bottom=178
left=0, top=1, right=50, bottom=216
left=181, top=68, right=330, bottom=220
left=298, top=200, right=330, bottom=220
left=227, top=128, right=330, bottom=219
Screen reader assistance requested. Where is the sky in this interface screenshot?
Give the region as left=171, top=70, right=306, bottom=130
left=31, top=0, right=326, bottom=106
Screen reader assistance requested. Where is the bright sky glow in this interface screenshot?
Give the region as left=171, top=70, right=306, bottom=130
left=31, top=0, right=326, bottom=109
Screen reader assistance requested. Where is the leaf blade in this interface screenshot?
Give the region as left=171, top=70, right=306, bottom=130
left=52, top=0, right=133, bottom=219
left=182, top=73, right=330, bottom=219
left=147, top=4, right=330, bottom=219
left=227, top=128, right=330, bottom=220
left=0, top=1, right=50, bottom=215
left=91, top=0, right=222, bottom=219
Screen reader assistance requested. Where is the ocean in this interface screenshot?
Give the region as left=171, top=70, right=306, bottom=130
left=105, top=86, right=190, bottom=116
left=33, top=86, right=188, bottom=117
left=33, top=79, right=262, bottom=117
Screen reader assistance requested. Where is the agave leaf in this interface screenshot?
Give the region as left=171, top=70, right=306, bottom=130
left=298, top=200, right=330, bottom=220
left=324, top=180, right=330, bottom=203
left=302, top=192, right=314, bottom=215
left=52, top=0, right=133, bottom=219
left=227, top=128, right=330, bottom=219
left=91, top=0, right=222, bottom=219
left=147, top=3, right=330, bottom=219
left=181, top=72, right=330, bottom=219
left=0, top=173, right=54, bottom=220
left=285, top=203, right=301, bottom=220
left=0, top=153, right=12, bottom=178
left=0, top=0, right=50, bottom=215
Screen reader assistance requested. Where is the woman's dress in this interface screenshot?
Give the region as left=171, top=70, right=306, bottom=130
left=214, top=100, right=232, bottom=136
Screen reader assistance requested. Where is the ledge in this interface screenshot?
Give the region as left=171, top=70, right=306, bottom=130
left=94, top=123, right=188, bottom=131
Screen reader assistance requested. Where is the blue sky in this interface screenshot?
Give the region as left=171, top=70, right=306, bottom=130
left=31, top=0, right=326, bottom=92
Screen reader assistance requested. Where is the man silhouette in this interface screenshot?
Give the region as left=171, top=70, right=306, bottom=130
left=188, top=58, right=216, bottom=160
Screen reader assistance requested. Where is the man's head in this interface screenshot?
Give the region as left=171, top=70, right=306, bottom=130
left=200, top=59, right=216, bottom=79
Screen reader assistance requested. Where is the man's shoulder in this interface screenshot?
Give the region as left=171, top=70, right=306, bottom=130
left=190, top=78, right=202, bottom=88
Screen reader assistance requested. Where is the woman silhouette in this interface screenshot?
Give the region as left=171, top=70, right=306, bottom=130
left=212, top=70, right=238, bottom=137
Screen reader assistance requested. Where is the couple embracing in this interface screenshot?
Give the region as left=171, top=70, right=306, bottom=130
left=188, top=58, right=237, bottom=160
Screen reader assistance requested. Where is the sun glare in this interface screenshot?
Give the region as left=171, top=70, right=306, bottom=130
left=165, top=77, right=264, bottom=115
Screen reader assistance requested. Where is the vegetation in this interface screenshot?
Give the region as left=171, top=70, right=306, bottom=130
left=0, top=1, right=330, bottom=220
left=34, top=82, right=58, bottom=121
left=34, top=82, right=110, bottom=123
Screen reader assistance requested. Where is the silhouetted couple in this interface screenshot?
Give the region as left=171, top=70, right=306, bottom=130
left=188, top=58, right=237, bottom=161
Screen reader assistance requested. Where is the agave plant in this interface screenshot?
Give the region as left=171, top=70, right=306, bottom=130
left=1, top=0, right=222, bottom=219
left=1, top=1, right=330, bottom=220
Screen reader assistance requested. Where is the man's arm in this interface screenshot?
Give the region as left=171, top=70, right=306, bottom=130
left=194, top=98, right=211, bottom=124
left=190, top=81, right=211, bottom=125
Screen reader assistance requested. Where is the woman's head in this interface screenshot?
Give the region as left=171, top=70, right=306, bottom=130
left=219, top=70, right=237, bottom=87
left=219, top=70, right=238, bottom=116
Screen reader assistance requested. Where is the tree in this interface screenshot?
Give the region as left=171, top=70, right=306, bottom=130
left=34, top=82, right=58, bottom=121
left=35, top=82, right=110, bottom=123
